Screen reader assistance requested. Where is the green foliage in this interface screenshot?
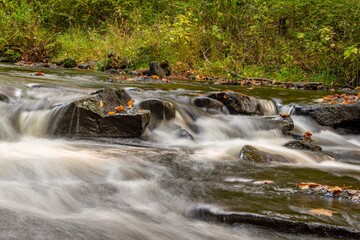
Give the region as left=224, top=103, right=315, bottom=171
left=0, top=0, right=359, bottom=85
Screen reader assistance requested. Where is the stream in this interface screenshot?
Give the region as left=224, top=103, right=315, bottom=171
left=0, top=64, right=360, bottom=239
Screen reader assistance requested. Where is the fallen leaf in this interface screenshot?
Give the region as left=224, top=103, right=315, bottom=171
left=107, top=111, right=116, bottom=116
left=127, top=99, right=135, bottom=108
left=99, top=100, right=104, bottom=107
left=327, top=186, right=343, bottom=194
left=35, top=71, right=44, bottom=76
left=297, top=182, right=320, bottom=190
left=309, top=208, right=336, bottom=217
left=151, top=75, right=160, bottom=79
left=280, top=113, right=289, bottom=118
left=115, top=105, right=125, bottom=112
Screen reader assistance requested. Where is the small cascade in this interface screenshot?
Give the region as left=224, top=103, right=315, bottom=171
left=258, top=99, right=278, bottom=115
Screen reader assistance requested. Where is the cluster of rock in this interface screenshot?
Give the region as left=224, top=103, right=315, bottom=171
left=293, top=101, right=360, bottom=134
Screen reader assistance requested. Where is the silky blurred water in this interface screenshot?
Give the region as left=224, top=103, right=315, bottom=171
left=0, top=64, right=359, bottom=239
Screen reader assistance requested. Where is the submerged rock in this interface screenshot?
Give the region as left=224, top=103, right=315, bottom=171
left=208, top=92, right=263, bottom=115
left=193, top=97, right=229, bottom=114
left=52, top=88, right=150, bottom=138
left=239, top=145, right=290, bottom=163
left=294, top=102, right=360, bottom=134
left=138, top=99, right=176, bottom=129
left=262, top=115, right=294, bottom=135
left=284, top=140, right=322, bottom=152
left=0, top=93, right=9, bottom=103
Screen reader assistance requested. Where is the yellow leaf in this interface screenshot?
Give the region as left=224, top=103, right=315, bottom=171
left=107, top=111, right=116, bottom=116
left=127, top=99, right=135, bottom=108
left=99, top=100, right=104, bottom=107
left=309, top=208, right=336, bottom=217
left=151, top=75, right=160, bottom=79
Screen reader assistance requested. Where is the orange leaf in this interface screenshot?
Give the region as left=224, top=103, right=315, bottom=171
left=108, top=111, right=116, bottom=116
left=327, top=186, right=342, bottom=194
left=297, top=182, right=320, bottom=189
left=280, top=113, right=289, bottom=118
left=151, top=75, right=160, bottom=79
left=309, top=208, right=336, bottom=217
left=127, top=99, right=135, bottom=108
left=115, top=105, right=125, bottom=112
left=35, top=71, right=44, bottom=76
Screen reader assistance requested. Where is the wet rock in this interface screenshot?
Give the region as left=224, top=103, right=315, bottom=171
left=159, top=61, right=172, bottom=76
left=176, top=128, right=194, bottom=140
left=208, top=92, right=263, bottom=115
left=0, top=93, right=9, bottom=103
left=239, top=145, right=290, bottom=163
left=148, top=61, right=166, bottom=79
left=193, top=97, right=229, bottom=114
left=0, top=57, right=13, bottom=63
left=284, top=140, right=322, bottom=152
left=63, top=58, right=78, bottom=68
left=262, top=115, right=294, bottom=134
left=78, top=61, right=96, bottom=69
left=52, top=88, right=150, bottom=138
left=192, top=207, right=360, bottom=239
left=294, top=102, right=360, bottom=134
left=138, top=99, right=176, bottom=129
left=105, top=69, right=120, bottom=74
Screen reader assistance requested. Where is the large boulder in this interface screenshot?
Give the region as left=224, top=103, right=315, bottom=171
left=148, top=61, right=166, bottom=79
left=239, top=145, right=290, bottom=163
left=138, top=99, right=175, bottom=129
left=294, top=102, right=360, bottom=134
left=193, top=97, right=229, bottom=114
left=208, top=92, right=263, bottom=115
left=52, top=88, right=150, bottom=138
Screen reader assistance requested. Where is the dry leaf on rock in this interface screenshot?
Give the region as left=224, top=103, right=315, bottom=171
left=309, top=208, right=336, bottom=217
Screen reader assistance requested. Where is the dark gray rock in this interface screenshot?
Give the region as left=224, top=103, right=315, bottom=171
left=193, top=208, right=360, bottom=239
left=138, top=99, right=176, bottom=129
left=52, top=88, right=150, bottom=138
left=239, top=145, right=290, bottom=163
left=262, top=115, right=294, bottom=135
left=294, top=102, right=360, bottom=134
left=0, top=57, right=13, bottom=63
left=78, top=61, right=96, bottom=69
left=208, top=92, right=263, bottom=115
left=284, top=140, right=322, bottom=151
left=148, top=61, right=166, bottom=79
left=63, top=58, right=77, bottom=68
left=193, top=97, right=229, bottom=114
left=0, top=93, right=9, bottom=103
left=160, top=61, right=172, bottom=76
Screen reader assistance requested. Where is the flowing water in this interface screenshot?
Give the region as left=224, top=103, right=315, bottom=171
left=0, top=64, right=360, bottom=239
